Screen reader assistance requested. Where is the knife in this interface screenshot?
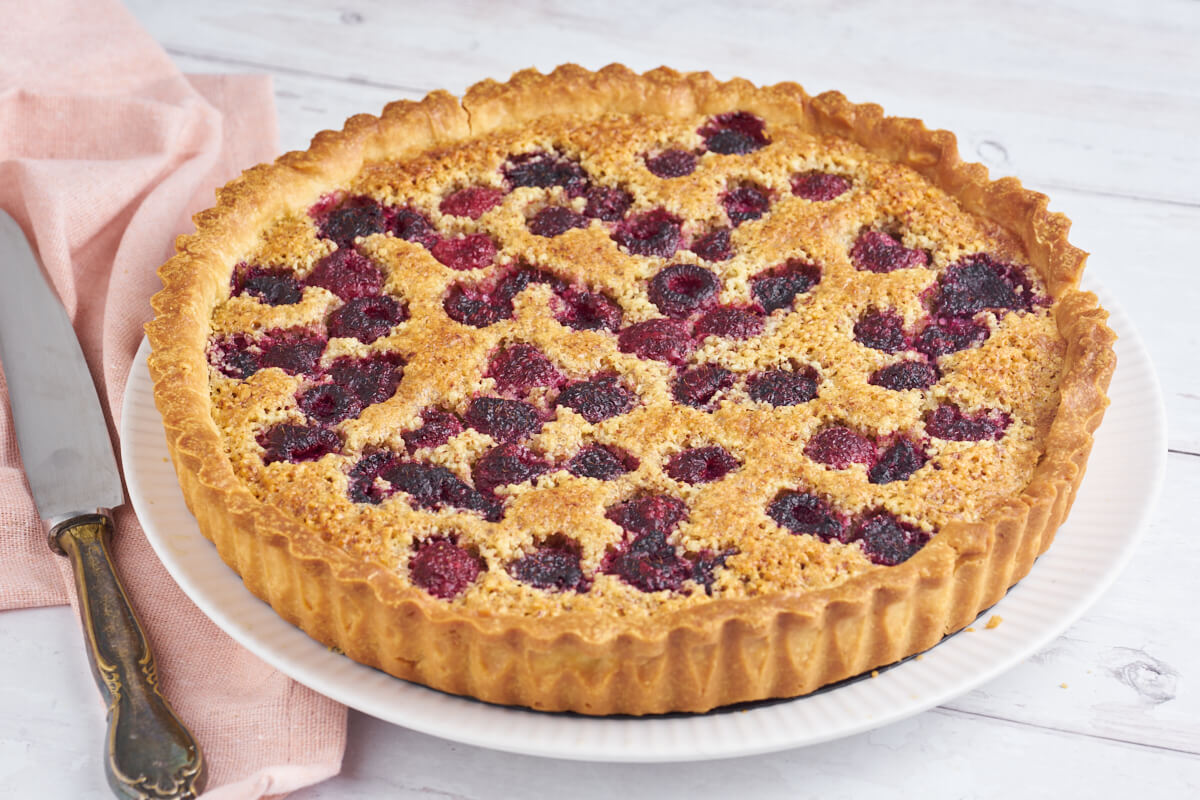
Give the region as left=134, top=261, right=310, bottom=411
left=0, top=210, right=205, bottom=800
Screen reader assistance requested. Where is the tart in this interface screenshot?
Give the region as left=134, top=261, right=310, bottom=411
left=147, top=64, right=1115, bottom=715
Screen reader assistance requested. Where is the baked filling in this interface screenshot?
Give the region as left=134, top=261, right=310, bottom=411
left=206, top=108, right=1062, bottom=616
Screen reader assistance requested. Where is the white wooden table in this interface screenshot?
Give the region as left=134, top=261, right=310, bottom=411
left=3, top=1, right=1198, bottom=796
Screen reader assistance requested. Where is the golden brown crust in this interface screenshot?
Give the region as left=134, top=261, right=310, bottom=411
left=147, top=64, right=1115, bottom=714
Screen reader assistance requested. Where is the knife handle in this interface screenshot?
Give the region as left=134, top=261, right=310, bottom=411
left=52, top=514, right=206, bottom=800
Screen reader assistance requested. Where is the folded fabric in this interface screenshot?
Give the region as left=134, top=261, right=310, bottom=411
left=0, top=1, right=346, bottom=797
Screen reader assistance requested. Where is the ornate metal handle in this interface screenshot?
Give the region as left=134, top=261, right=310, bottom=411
left=52, top=514, right=206, bottom=800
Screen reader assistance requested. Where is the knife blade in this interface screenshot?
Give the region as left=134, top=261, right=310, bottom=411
left=0, top=209, right=205, bottom=800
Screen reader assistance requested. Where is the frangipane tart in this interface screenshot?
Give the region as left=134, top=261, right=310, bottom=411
left=147, top=64, right=1115, bottom=715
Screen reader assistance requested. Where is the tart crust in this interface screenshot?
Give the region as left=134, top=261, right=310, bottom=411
left=146, top=64, right=1115, bottom=715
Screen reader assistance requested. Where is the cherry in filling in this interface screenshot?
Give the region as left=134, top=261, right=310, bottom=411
left=381, top=460, right=500, bottom=519
left=583, top=186, right=632, bottom=221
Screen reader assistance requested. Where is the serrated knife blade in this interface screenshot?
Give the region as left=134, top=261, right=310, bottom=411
left=0, top=208, right=204, bottom=800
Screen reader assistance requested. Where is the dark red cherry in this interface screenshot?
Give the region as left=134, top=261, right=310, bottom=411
left=409, top=538, right=484, bottom=599
left=805, top=426, right=875, bottom=469
left=850, top=231, right=929, bottom=273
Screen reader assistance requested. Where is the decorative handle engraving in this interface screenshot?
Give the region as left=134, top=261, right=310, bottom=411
left=54, top=514, right=206, bottom=800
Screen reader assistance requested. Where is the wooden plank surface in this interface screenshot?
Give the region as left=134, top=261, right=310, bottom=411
left=2, top=1, right=1197, bottom=797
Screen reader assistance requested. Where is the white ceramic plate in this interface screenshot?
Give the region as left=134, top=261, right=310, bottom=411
left=121, top=282, right=1164, bottom=762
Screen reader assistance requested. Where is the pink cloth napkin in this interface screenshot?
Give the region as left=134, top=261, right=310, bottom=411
left=0, top=1, right=347, bottom=797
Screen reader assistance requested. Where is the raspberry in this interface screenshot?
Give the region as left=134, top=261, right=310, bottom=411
left=925, top=404, right=1011, bottom=441
left=346, top=451, right=397, bottom=504
left=648, top=263, right=720, bottom=319
left=210, top=334, right=261, bottom=379
left=611, top=209, right=682, bottom=258
left=665, top=445, right=738, bottom=484
left=306, top=249, right=384, bottom=300
left=618, top=318, right=694, bottom=365
left=381, top=461, right=499, bottom=519
left=722, top=184, right=771, bottom=227
left=914, top=317, right=989, bottom=358
left=402, top=408, right=464, bottom=453
left=431, top=233, right=497, bottom=271
left=805, top=426, right=876, bottom=469
left=750, top=260, right=821, bottom=313
left=766, top=491, right=845, bottom=542
left=699, top=112, right=769, bottom=155
left=850, top=231, right=929, bottom=273
left=443, top=283, right=510, bottom=328
left=528, top=206, right=589, bottom=237
left=603, top=531, right=691, bottom=593
left=852, top=512, right=930, bottom=566
left=936, top=254, right=1036, bottom=317
left=486, top=343, right=564, bottom=396
left=464, top=397, right=543, bottom=442
left=583, top=186, right=632, bottom=221
left=693, top=307, right=764, bottom=341
left=326, top=295, right=407, bottom=343
left=440, top=186, right=504, bottom=219
left=235, top=266, right=303, bottom=306
left=391, top=207, right=439, bottom=248
left=327, top=352, right=405, bottom=407
left=319, top=197, right=386, bottom=246
left=472, top=443, right=551, bottom=495
left=503, top=151, right=589, bottom=195
left=566, top=445, right=637, bottom=480
left=509, top=541, right=588, bottom=592
left=791, top=171, right=852, bottom=201
left=606, top=495, right=687, bottom=537
left=555, top=377, right=635, bottom=423
left=552, top=287, right=623, bottom=332
left=869, top=360, right=939, bottom=391
left=645, top=149, right=697, bottom=178
left=496, top=265, right=566, bottom=301
left=689, top=229, right=733, bottom=262
left=854, top=308, right=908, bottom=353
left=672, top=364, right=735, bottom=408
left=259, top=423, right=340, bottom=465
left=297, top=383, right=363, bottom=425
left=746, top=367, right=819, bottom=406
left=409, top=539, right=484, bottom=599
left=258, top=330, right=326, bottom=377
left=688, top=549, right=733, bottom=595
left=868, top=438, right=927, bottom=484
